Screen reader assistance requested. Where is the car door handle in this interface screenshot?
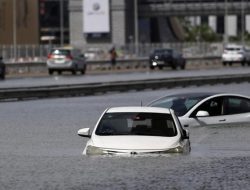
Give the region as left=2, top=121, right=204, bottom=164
left=219, top=119, right=226, bottom=122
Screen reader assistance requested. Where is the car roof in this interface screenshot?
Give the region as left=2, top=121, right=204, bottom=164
left=106, top=106, right=171, bottom=114
left=149, top=92, right=250, bottom=104
left=154, top=48, right=172, bottom=51
left=159, top=92, right=218, bottom=99
left=53, top=46, right=74, bottom=50
left=225, top=44, right=243, bottom=49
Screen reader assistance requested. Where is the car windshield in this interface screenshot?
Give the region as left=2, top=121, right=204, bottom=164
left=95, top=112, right=177, bottom=137
left=149, top=94, right=212, bottom=116
left=154, top=49, right=172, bottom=54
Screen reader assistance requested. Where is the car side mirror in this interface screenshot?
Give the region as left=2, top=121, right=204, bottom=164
left=78, top=128, right=91, bottom=138
left=196, top=110, right=209, bottom=117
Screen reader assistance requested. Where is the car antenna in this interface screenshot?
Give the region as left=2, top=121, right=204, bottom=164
left=140, top=100, right=143, bottom=106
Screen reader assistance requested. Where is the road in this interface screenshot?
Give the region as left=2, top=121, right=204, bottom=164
left=1, top=66, right=250, bottom=89
left=1, top=82, right=250, bottom=189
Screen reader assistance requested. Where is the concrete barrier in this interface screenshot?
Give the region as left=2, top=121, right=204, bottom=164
left=0, top=73, right=249, bottom=102
left=5, top=56, right=222, bottom=76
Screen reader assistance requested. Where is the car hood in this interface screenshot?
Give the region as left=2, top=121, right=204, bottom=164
left=90, top=135, right=180, bottom=152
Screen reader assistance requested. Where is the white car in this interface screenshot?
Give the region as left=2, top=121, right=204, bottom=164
left=47, top=47, right=86, bottom=75
left=148, top=92, right=250, bottom=128
left=78, top=107, right=190, bottom=156
left=222, top=44, right=250, bottom=66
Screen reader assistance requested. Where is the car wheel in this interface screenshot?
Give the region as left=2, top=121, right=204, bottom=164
left=72, top=70, right=76, bottom=75
left=158, top=66, right=163, bottom=70
left=171, top=64, right=177, bottom=70
left=0, top=74, right=4, bottom=80
left=180, top=63, right=185, bottom=70
left=241, top=62, right=246, bottom=66
left=81, top=68, right=86, bottom=75
left=229, top=62, right=232, bottom=66
left=150, top=66, right=155, bottom=70
left=222, top=62, right=227, bottom=66
left=58, top=70, right=62, bottom=75
left=48, top=69, right=53, bottom=75
left=248, top=62, right=250, bottom=66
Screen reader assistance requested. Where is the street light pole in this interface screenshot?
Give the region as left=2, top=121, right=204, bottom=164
left=224, top=0, right=228, bottom=46
left=134, top=0, right=138, bottom=56
left=60, top=0, right=64, bottom=46
left=13, top=0, right=17, bottom=61
left=241, top=0, right=245, bottom=46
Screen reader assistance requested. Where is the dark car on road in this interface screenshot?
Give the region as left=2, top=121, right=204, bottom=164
left=0, top=56, right=5, bottom=80
left=149, top=48, right=186, bottom=70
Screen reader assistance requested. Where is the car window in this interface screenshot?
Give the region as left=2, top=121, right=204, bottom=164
left=95, top=112, right=177, bottom=137
left=223, top=97, right=250, bottom=115
left=149, top=95, right=207, bottom=116
left=154, top=49, right=172, bottom=54
left=225, top=47, right=243, bottom=51
left=192, top=97, right=223, bottom=117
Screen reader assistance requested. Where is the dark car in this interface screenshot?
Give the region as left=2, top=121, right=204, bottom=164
left=149, top=49, right=186, bottom=70
left=46, top=47, right=86, bottom=75
left=0, top=56, right=5, bottom=80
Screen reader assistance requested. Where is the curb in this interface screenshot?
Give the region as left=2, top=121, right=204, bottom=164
left=0, top=73, right=249, bottom=102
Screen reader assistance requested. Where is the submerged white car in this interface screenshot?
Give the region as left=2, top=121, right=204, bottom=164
left=148, top=92, right=250, bottom=128
left=78, top=107, right=190, bottom=156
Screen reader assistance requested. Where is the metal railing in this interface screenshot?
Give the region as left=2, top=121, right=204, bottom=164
left=0, top=42, right=224, bottom=63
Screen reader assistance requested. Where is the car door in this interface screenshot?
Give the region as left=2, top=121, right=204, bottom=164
left=187, top=97, right=227, bottom=127
left=222, top=96, right=250, bottom=124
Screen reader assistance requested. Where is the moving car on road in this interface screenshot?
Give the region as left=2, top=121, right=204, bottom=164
left=148, top=92, right=250, bottom=127
left=78, top=107, right=190, bottom=156
left=47, top=47, right=86, bottom=75
left=149, top=48, right=186, bottom=70
left=222, top=44, right=250, bottom=66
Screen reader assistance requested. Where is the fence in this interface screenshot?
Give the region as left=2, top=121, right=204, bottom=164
left=0, top=42, right=224, bottom=62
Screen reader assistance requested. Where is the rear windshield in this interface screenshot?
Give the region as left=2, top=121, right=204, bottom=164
left=51, top=49, right=70, bottom=56
left=225, top=47, right=242, bottom=51
left=95, top=112, right=177, bottom=137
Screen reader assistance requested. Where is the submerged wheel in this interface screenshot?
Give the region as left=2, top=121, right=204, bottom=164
left=48, top=69, right=53, bottom=75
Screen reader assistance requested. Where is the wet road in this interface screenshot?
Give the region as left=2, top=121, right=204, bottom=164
left=1, top=66, right=250, bottom=89
left=1, top=83, right=250, bottom=189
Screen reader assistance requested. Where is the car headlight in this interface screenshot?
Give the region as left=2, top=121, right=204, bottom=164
left=86, top=145, right=107, bottom=155
left=162, top=146, right=184, bottom=153
left=152, top=61, right=157, bottom=66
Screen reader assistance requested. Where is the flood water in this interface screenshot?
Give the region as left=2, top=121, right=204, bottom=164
left=1, top=83, right=250, bottom=189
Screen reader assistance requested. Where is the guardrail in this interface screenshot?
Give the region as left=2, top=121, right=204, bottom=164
left=5, top=56, right=222, bottom=75
left=0, top=73, right=249, bottom=102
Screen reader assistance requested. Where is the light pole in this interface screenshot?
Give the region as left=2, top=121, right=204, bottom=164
left=224, top=0, right=228, bottom=46
left=13, top=0, right=17, bottom=61
left=241, top=0, right=245, bottom=46
left=60, top=0, right=64, bottom=46
left=134, top=0, right=138, bottom=56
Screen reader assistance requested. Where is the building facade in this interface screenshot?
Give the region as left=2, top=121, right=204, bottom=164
left=69, top=0, right=250, bottom=49
left=0, top=0, right=39, bottom=44
left=0, top=0, right=69, bottom=45
left=69, top=0, right=136, bottom=49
